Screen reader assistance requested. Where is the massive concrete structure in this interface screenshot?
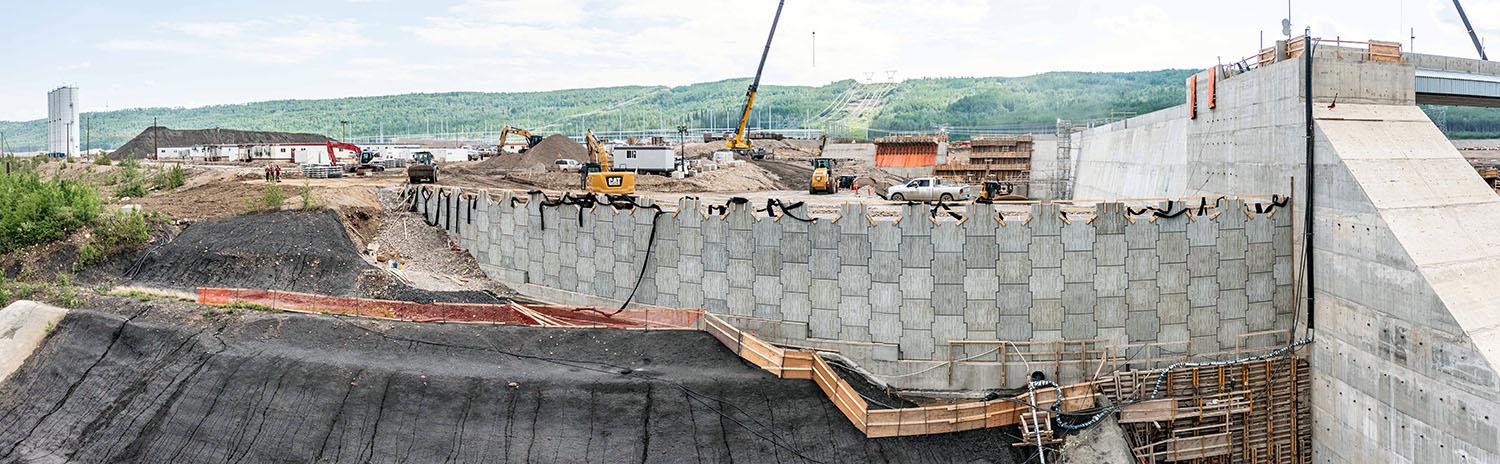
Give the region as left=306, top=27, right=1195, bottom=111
left=1067, top=41, right=1500, bottom=463
left=416, top=188, right=1294, bottom=391
left=46, top=86, right=79, bottom=157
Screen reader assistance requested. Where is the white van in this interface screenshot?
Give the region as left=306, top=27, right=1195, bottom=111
left=554, top=159, right=583, bottom=172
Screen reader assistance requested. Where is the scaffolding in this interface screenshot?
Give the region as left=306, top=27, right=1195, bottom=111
left=1055, top=119, right=1075, bottom=200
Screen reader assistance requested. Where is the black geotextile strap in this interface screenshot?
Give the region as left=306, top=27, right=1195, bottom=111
left=614, top=209, right=667, bottom=315
left=930, top=201, right=962, bottom=220
left=758, top=198, right=812, bottom=222
left=1253, top=194, right=1291, bottom=214
left=706, top=197, right=751, bottom=216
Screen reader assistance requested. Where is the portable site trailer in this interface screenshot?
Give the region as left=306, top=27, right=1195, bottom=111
left=285, top=142, right=360, bottom=165
left=610, top=145, right=676, bottom=173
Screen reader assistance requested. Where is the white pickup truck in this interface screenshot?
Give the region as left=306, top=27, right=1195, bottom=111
left=887, top=177, right=971, bottom=202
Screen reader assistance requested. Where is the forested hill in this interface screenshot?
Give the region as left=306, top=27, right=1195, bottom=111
left=2, top=68, right=1496, bottom=151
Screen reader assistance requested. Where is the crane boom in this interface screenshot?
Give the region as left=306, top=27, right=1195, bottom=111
left=1453, top=0, right=1489, bottom=60
left=727, top=0, right=786, bottom=151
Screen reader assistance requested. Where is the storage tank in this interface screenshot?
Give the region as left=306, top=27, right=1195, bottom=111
left=47, top=86, right=80, bottom=158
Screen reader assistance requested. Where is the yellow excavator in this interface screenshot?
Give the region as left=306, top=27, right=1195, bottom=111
left=498, top=126, right=544, bottom=154
left=723, top=0, right=785, bottom=159
left=582, top=130, right=635, bottom=194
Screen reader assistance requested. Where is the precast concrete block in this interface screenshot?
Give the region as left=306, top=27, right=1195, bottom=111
left=900, top=268, right=934, bottom=299
left=932, top=315, right=967, bottom=345
left=811, top=221, right=839, bottom=249
left=900, top=300, right=934, bottom=330
left=1187, top=215, right=1218, bottom=246
left=1030, top=235, right=1064, bottom=268
left=1061, top=222, right=1095, bottom=252
left=1247, top=242, right=1274, bottom=270
left=810, top=309, right=841, bottom=338
left=1126, top=284, right=1160, bottom=313
left=1187, top=306, right=1220, bottom=338
left=965, top=268, right=998, bottom=299
left=727, top=229, right=753, bottom=260
left=869, top=251, right=902, bottom=283
left=1062, top=251, right=1096, bottom=283
left=1125, top=252, right=1160, bottom=281
left=1094, top=265, right=1128, bottom=297
left=702, top=243, right=728, bottom=272
left=1095, top=296, right=1126, bottom=328
left=678, top=228, right=703, bottom=255
left=1245, top=217, right=1273, bottom=243
left=1030, top=267, right=1063, bottom=299
left=594, top=271, right=614, bottom=297
left=752, top=247, right=783, bottom=275
left=837, top=203, right=869, bottom=232
left=997, top=284, right=1033, bottom=316
left=1189, top=335, right=1218, bottom=356
left=870, top=282, right=901, bottom=313
left=870, top=312, right=902, bottom=343
left=900, top=329, right=936, bottom=360
left=780, top=262, right=810, bottom=292
left=1187, top=276, right=1219, bottom=307
left=1031, top=299, right=1064, bottom=331
left=678, top=257, right=704, bottom=284
left=1092, top=203, right=1127, bottom=234
left=1217, top=230, right=1248, bottom=260
left=1125, top=310, right=1161, bottom=341
left=727, top=260, right=754, bottom=288
left=1187, top=246, right=1219, bottom=278
left=838, top=265, right=870, bottom=297
left=1158, top=323, right=1189, bottom=345
left=838, top=235, right=872, bottom=264
left=1216, top=290, right=1248, bottom=320
left=931, top=284, right=966, bottom=315
left=1029, top=204, right=1062, bottom=236
left=781, top=292, right=811, bottom=322
left=704, top=297, right=728, bottom=313
left=1062, top=283, right=1096, bottom=315
left=1156, top=214, right=1188, bottom=233
left=997, top=252, right=1032, bottom=284
left=656, top=266, right=679, bottom=295
left=839, top=296, right=871, bottom=329
left=811, top=249, right=840, bottom=279
left=1273, top=255, right=1292, bottom=285
left=1062, top=314, right=1098, bottom=340
left=932, top=252, right=966, bottom=284
left=1157, top=231, right=1188, bottom=264
left=1095, top=234, right=1126, bottom=266
left=703, top=271, right=729, bottom=300
left=780, top=230, right=810, bottom=263
left=933, top=223, right=965, bottom=253
left=900, top=236, right=935, bottom=265
left=964, top=299, right=998, bottom=329
left=997, top=315, right=1033, bottom=340
left=1247, top=301, right=1276, bottom=331
left=995, top=222, right=1031, bottom=252
left=753, top=274, right=782, bottom=305
left=1159, top=293, right=1189, bottom=324
left=753, top=219, right=781, bottom=247
left=810, top=279, right=840, bottom=310
left=1218, top=259, right=1248, bottom=290
left=1158, top=263, right=1188, bottom=293
left=1273, top=225, right=1293, bottom=255
left=871, top=222, right=901, bottom=252
left=962, top=234, right=997, bottom=266
left=1246, top=272, right=1275, bottom=303
left=840, top=325, right=871, bottom=342
left=1125, top=220, right=1158, bottom=249
left=899, top=204, right=933, bottom=236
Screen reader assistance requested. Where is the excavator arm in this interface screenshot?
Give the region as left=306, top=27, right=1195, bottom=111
left=586, top=130, right=610, bottom=172
left=498, top=126, right=543, bottom=154
left=726, top=0, right=786, bottom=152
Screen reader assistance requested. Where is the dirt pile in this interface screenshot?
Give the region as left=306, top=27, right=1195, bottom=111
left=125, top=209, right=498, bottom=303
left=0, top=300, right=1024, bottom=463
left=110, top=126, right=331, bottom=160
left=475, top=134, right=587, bottom=171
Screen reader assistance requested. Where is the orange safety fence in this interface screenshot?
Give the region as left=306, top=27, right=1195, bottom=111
left=196, top=288, right=700, bottom=329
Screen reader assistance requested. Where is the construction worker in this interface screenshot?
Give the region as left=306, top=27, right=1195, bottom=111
left=264, top=164, right=273, bottom=183
left=273, top=164, right=283, bottom=183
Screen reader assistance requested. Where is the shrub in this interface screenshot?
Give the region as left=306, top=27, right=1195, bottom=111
left=115, top=159, right=147, bottom=199
left=258, top=184, right=286, bottom=211
left=76, top=243, right=103, bottom=269
left=94, top=155, right=112, bottom=166
left=299, top=181, right=319, bottom=210
left=0, top=171, right=102, bottom=254
left=93, top=210, right=149, bottom=248
left=154, top=164, right=185, bottom=191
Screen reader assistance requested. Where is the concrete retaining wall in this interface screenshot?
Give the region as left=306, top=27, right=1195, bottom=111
left=414, top=188, right=1294, bottom=390
left=1069, top=49, right=1500, bottom=462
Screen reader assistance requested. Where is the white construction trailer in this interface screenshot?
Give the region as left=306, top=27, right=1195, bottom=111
left=610, top=145, right=676, bottom=173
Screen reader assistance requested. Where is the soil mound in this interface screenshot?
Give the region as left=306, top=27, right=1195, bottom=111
left=125, top=209, right=498, bottom=304
left=111, top=126, right=331, bottom=160
left=0, top=302, right=1023, bottom=463
left=475, top=134, right=587, bottom=171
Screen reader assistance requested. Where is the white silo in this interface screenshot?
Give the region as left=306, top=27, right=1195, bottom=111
left=47, top=86, right=79, bottom=157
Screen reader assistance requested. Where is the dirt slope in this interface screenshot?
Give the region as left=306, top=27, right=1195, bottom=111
left=0, top=301, right=1023, bottom=463
left=111, top=126, right=331, bottom=160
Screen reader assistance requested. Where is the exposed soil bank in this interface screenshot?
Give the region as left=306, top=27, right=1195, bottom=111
left=0, top=300, right=1023, bottom=463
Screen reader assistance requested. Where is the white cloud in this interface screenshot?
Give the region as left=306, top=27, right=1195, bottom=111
left=99, top=17, right=370, bottom=65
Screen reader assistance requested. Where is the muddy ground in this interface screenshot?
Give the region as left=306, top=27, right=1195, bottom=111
left=0, top=298, right=1025, bottom=463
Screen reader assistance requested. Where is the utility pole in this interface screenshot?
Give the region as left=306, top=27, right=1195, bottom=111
left=153, top=117, right=158, bottom=160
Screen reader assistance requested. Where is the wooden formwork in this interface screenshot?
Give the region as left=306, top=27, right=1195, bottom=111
left=1100, top=356, right=1311, bottom=464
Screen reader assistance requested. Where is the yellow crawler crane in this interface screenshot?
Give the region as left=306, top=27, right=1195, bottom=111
left=582, top=130, right=635, bottom=195
left=724, top=0, right=785, bottom=158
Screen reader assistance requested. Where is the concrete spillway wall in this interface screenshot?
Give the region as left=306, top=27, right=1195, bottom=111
left=1071, top=48, right=1500, bottom=462
left=415, top=188, right=1294, bottom=391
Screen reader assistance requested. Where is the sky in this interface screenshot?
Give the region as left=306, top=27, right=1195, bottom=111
left=1, top=0, right=1498, bottom=122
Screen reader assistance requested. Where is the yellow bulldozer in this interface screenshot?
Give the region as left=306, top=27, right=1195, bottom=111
left=809, top=158, right=838, bottom=194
